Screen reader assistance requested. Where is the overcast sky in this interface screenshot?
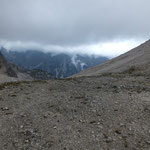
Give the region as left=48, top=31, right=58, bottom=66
left=0, top=0, right=149, bottom=57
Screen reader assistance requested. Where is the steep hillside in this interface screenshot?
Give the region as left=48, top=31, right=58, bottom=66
left=0, top=51, right=18, bottom=78
left=0, top=51, right=54, bottom=81
left=73, top=40, right=150, bottom=77
left=0, top=48, right=108, bottom=78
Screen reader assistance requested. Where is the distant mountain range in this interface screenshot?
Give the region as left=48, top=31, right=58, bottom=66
left=0, top=47, right=108, bottom=78
left=0, top=50, right=55, bottom=80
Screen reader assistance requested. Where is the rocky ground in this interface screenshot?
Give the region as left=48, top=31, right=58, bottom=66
left=0, top=73, right=150, bottom=150
left=0, top=74, right=20, bottom=83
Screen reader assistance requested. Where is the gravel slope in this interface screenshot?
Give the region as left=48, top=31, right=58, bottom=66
left=0, top=73, right=150, bottom=150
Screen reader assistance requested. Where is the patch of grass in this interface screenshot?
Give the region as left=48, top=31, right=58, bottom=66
left=0, top=80, right=47, bottom=90
left=89, top=120, right=97, bottom=124
left=31, top=80, right=47, bottom=83
left=126, top=66, right=136, bottom=74
left=64, top=78, right=74, bottom=81
left=0, top=82, right=23, bottom=90
left=75, top=95, right=85, bottom=99
left=96, top=86, right=102, bottom=89
left=121, top=66, right=140, bottom=75
left=101, top=72, right=113, bottom=77
left=8, top=94, right=17, bottom=97
left=122, top=136, right=128, bottom=148
left=115, top=129, right=121, bottom=134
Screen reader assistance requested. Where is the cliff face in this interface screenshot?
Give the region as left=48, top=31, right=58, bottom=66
left=0, top=52, right=18, bottom=78
left=0, top=52, right=54, bottom=80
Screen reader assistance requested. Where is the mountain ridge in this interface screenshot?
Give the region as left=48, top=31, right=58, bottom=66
left=0, top=47, right=108, bottom=78
left=0, top=51, right=54, bottom=80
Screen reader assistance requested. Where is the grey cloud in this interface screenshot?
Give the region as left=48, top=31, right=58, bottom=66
left=0, top=39, right=144, bottom=58
left=0, top=0, right=149, bottom=54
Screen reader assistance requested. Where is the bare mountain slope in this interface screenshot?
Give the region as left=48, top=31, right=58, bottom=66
left=0, top=52, right=54, bottom=81
left=0, top=52, right=18, bottom=78
left=72, top=40, right=150, bottom=77
left=0, top=51, right=33, bottom=82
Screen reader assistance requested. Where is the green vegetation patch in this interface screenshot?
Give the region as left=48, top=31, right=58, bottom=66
left=0, top=80, right=47, bottom=90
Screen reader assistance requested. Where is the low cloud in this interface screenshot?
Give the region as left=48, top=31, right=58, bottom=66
left=0, top=39, right=144, bottom=58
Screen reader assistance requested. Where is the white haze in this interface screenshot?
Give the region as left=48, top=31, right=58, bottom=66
left=0, top=39, right=145, bottom=58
